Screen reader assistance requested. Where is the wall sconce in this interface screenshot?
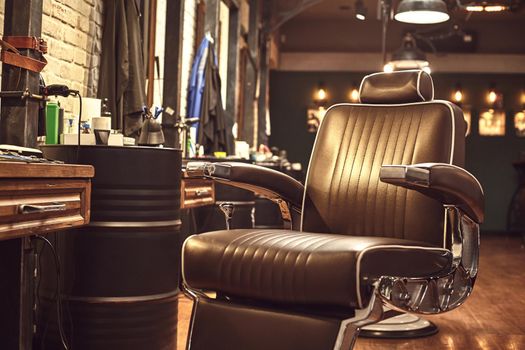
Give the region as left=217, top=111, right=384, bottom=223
left=452, top=84, right=463, bottom=105
left=515, top=110, right=525, bottom=137
left=349, top=83, right=360, bottom=102
left=451, top=83, right=471, bottom=135
left=487, top=90, right=497, bottom=104
left=314, top=83, right=328, bottom=107
left=480, top=83, right=504, bottom=136
left=486, top=84, right=503, bottom=108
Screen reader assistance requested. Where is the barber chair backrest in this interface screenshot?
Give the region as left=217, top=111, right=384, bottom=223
left=301, top=70, right=466, bottom=247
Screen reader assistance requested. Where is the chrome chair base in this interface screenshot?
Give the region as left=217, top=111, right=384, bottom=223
left=359, top=313, right=438, bottom=339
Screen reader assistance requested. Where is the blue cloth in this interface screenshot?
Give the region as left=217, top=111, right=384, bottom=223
left=187, top=37, right=212, bottom=132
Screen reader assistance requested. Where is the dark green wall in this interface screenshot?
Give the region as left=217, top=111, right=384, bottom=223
left=269, top=71, right=525, bottom=232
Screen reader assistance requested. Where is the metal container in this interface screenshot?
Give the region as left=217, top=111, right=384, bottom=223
left=38, top=146, right=182, bottom=350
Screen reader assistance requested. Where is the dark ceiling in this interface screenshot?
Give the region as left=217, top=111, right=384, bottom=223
left=294, top=0, right=525, bottom=20
left=276, top=0, right=525, bottom=54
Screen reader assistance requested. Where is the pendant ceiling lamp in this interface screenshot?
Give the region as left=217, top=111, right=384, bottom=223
left=384, top=33, right=431, bottom=73
left=394, top=0, right=450, bottom=24
left=459, top=0, right=516, bottom=12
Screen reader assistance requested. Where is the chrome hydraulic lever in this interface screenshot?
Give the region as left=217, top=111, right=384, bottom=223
left=219, top=202, right=235, bottom=230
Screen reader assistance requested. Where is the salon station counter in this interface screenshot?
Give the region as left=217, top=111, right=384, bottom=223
left=0, top=160, right=94, bottom=350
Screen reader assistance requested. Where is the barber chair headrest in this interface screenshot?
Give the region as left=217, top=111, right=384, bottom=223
left=359, top=70, right=434, bottom=104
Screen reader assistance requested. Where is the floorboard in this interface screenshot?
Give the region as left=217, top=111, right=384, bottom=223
left=176, top=234, right=525, bottom=350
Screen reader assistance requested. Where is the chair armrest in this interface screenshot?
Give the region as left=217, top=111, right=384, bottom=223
left=186, top=161, right=304, bottom=209
left=379, top=163, right=484, bottom=224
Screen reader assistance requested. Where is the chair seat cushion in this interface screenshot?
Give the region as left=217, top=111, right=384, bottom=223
left=182, top=229, right=452, bottom=309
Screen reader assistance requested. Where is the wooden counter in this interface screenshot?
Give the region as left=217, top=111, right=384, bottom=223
left=0, top=162, right=94, bottom=241
left=0, top=161, right=94, bottom=350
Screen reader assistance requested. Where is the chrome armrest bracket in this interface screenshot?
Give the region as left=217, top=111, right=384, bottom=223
left=377, top=206, right=479, bottom=314
left=185, top=161, right=216, bottom=178
left=185, top=161, right=300, bottom=229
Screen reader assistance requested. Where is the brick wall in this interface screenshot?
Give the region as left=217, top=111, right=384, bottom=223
left=41, top=0, right=103, bottom=113
left=180, top=0, right=198, bottom=117
left=0, top=2, right=4, bottom=33
left=0, top=0, right=103, bottom=114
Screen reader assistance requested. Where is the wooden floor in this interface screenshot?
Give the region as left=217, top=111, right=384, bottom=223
left=176, top=234, right=525, bottom=350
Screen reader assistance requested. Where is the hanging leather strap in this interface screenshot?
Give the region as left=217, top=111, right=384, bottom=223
left=0, top=36, right=47, bottom=73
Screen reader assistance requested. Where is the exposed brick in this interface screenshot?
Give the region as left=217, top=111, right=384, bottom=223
left=64, top=29, right=87, bottom=48
left=42, top=16, right=65, bottom=40
left=65, top=0, right=91, bottom=16
left=180, top=0, right=198, bottom=116
left=53, top=2, right=80, bottom=28
left=72, top=64, right=85, bottom=80
left=71, top=81, right=83, bottom=94
left=59, top=63, right=73, bottom=79
left=51, top=2, right=67, bottom=21
left=43, top=0, right=53, bottom=16
left=47, top=38, right=74, bottom=63
left=0, top=0, right=103, bottom=99
left=74, top=49, right=88, bottom=67
left=77, top=14, right=89, bottom=33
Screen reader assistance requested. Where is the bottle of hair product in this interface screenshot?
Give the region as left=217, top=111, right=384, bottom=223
left=45, top=102, right=60, bottom=144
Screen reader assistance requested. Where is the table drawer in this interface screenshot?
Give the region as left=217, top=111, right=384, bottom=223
left=0, top=178, right=91, bottom=240
left=181, top=179, right=215, bottom=209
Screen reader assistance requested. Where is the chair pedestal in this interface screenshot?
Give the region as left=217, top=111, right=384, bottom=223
left=360, top=313, right=438, bottom=339
left=187, top=297, right=359, bottom=350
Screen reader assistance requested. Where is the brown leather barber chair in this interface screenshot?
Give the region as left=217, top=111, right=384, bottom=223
left=182, top=70, right=484, bottom=350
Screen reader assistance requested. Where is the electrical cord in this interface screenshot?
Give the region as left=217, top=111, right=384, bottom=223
left=36, top=85, right=80, bottom=349
left=74, top=92, right=82, bottom=162
left=33, top=235, right=70, bottom=350
left=33, top=240, right=44, bottom=343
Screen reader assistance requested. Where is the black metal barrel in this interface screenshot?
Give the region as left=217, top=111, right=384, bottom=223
left=38, top=146, right=182, bottom=350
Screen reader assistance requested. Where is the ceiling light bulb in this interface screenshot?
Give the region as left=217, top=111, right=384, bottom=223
left=484, top=5, right=507, bottom=11
left=383, top=63, right=394, bottom=73
left=395, top=10, right=450, bottom=24
left=355, top=0, right=367, bottom=21
left=466, top=5, right=484, bottom=11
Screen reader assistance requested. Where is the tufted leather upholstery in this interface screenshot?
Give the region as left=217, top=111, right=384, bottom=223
left=302, top=101, right=466, bottom=247
left=183, top=229, right=452, bottom=308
